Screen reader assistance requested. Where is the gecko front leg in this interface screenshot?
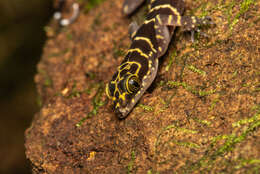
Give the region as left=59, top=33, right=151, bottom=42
left=123, top=0, right=146, bottom=16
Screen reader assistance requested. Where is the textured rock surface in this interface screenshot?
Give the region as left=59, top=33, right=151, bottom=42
left=25, top=0, right=260, bottom=173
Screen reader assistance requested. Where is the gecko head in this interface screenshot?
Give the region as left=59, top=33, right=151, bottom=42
left=106, top=72, right=142, bottom=119
left=106, top=59, right=158, bottom=119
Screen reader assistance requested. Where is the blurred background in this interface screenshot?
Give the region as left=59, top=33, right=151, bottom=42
left=0, top=0, right=53, bottom=173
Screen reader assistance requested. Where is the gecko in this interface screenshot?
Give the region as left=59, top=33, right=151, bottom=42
left=106, top=0, right=213, bottom=118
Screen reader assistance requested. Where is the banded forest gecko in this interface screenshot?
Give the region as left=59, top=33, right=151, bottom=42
left=106, top=0, right=213, bottom=118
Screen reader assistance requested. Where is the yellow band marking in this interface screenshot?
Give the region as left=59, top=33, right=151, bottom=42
left=128, top=48, right=148, bottom=58
left=168, top=15, right=172, bottom=25
left=156, top=35, right=164, bottom=39
left=134, top=37, right=157, bottom=53
left=131, top=30, right=137, bottom=39
left=144, top=18, right=155, bottom=24
left=106, top=84, right=112, bottom=99
left=156, top=15, right=162, bottom=24
left=119, top=61, right=142, bottom=75
left=110, top=60, right=142, bottom=103
left=118, top=63, right=131, bottom=71
left=150, top=4, right=181, bottom=26
left=119, top=92, right=127, bottom=101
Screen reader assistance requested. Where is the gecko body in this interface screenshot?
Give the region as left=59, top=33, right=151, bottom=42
left=106, top=0, right=212, bottom=118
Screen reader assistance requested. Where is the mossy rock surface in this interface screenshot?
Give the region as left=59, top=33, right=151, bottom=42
left=25, top=0, right=260, bottom=173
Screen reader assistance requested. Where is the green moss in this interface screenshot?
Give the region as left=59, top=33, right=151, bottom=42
left=252, top=105, right=260, bottom=111
left=155, top=124, right=199, bottom=153
left=38, top=69, right=52, bottom=87
left=67, top=80, right=102, bottom=99
left=209, top=97, right=220, bottom=111
left=36, top=95, right=42, bottom=107
left=193, top=117, right=212, bottom=126
left=235, top=158, right=260, bottom=170
left=113, top=47, right=126, bottom=59
left=165, top=50, right=176, bottom=72
left=44, top=78, right=52, bottom=87
left=127, top=151, right=136, bottom=174
left=237, top=0, right=255, bottom=17
left=76, top=83, right=106, bottom=127
left=214, top=118, right=259, bottom=155
left=79, top=0, right=106, bottom=13
left=232, top=70, right=238, bottom=77
left=172, top=140, right=200, bottom=149
left=146, top=170, right=160, bottom=174
left=167, top=81, right=216, bottom=97
left=138, top=104, right=154, bottom=112
left=85, top=72, right=96, bottom=80
left=155, top=93, right=177, bottom=114
left=180, top=108, right=260, bottom=173
left=162, top=124, right=198, bottom=134
left=187, top=65, right=206, bottom=76
left=225, top=0, right=236, bottom=30
left=91, top=13, right=102, bottom=30
left=229, top=0, right=255, bottom=31
left=66, top=32, right=73, bottom=40
left=211, top=134, right=234, bottom=145
left=198, top=89, right=216, bottom=96
left=88, top=84, right=105, bottom=114
left=147, top=170, right=152, bottom=174
left=69, top=82, right=81, bottom=98
left=232, top=110, right=260, bottom=128
left=167, top=81, right=188, bottom=88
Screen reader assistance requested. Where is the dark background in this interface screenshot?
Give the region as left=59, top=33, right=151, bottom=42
left=0, top=0, right=53, bottom=173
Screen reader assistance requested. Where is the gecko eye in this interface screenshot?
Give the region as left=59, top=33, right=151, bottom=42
left=126, top=75, right=141, bottom=93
